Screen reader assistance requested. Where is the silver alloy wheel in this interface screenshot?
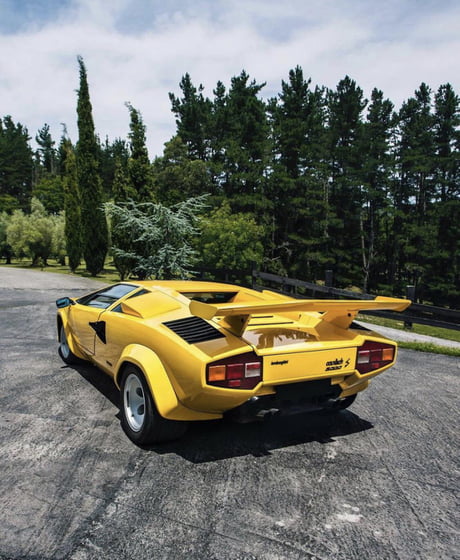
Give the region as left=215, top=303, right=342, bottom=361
left=123, top=373, right=146, bottom=432
left=60, top=326, right=70, bottom=359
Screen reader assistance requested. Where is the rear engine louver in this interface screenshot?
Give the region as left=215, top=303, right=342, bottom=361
left=163, top=316, right=225, bottom=344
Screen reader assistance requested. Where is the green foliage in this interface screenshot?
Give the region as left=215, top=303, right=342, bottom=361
left=397, top=341, right=460, bottom=357
left=126, top=103, right=155, bottom=202
left=268, top=66, right=330, bottom=280
left=6, top=198, right=64, bottom=265
left=112, top=158, right=136, bottom=202
left=62, top=140, right=82, bottom=272
left=326, top=76, right=368, bottom=286
left=1, top=65, right=459, bottom=306
left=169, top=73, right=211, bottom=160
left=153, top=136, right=211, bottom=206
left=76, top=56, right=108, bottom=276
left=32, top=174, right=64, bottom=213
left=98, top=137, right=129, bottom=200
left=35, top=124, right=57, bottom=174
left=0, top=115, right=33, bottom=212
left=105, top=195, right=208, bottom=280
left=0, top=212, right=13, bottom=263
left=359, top=88, right=394, bottom=292
left=194, top=201, right=264, bottom=271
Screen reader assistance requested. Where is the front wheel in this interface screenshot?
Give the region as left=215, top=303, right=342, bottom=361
left=120, top=365, right=188, bottom=445
left=58, top=325, right=81, bottom=365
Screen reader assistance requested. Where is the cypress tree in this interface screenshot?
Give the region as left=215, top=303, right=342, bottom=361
left=62, top=139, right=81, bottom=272
left=76, top=56, right=108, bottom=275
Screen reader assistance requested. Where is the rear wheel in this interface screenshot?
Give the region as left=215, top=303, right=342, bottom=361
left=120, top=365, right=188, bottom=445
left=58, top=325, right=81, bottom=365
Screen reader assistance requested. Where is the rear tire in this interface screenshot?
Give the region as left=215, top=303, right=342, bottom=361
left=120, top=365, right=188, bottom=445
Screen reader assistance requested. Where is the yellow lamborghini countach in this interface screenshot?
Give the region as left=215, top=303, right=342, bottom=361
left=56, top=280, right=410, bottom=444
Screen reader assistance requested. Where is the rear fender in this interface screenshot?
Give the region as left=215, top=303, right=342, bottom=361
left=115, top=344, right=220, bottom=422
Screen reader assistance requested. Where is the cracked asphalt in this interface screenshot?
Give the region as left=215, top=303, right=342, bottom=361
left=0, top=267, right=459, bottom=560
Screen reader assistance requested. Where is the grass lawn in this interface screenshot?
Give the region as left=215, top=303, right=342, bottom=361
left=356, top=312, right=460, bottom=343
left=0, top=259, right=120, bottom=283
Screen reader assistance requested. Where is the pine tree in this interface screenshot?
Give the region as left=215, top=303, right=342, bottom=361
left=0, top=116, right=33, bottom=212
left=153, top=136, right=210, bottom=206
left=35, top=124, right=56, bottom=175
left=169, top=73, right=211, bottom=160
left=125, top=103, right=155, bottom=202
left=360, top=89, right=394, bottom=292
left=62, top=138, right=81, bottom=272
left=394, top=83, right=436, bottom=292
left=221, top=70, right=270, bottom=213
left=431, top=84, right=460, bottom=304
left=76, top=55, right=108, bottom=276
left=268, top=66, right=329, bottom=279
left=327, top=76, right=367, bottom=286
left=98, top=136, right=129, bottom=200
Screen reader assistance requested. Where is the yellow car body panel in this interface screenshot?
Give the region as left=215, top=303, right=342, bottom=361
left=114, top=344, right=220, bottom=421
left=56, top=280, right=410, bottom=425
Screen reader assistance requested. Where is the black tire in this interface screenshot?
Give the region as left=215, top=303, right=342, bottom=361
left=58, top=325, right=81, bottom=365
left=120, top=365, right=188, bottom=445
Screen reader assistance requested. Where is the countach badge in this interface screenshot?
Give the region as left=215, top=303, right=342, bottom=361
left=325, top=358, right=350, bottom=371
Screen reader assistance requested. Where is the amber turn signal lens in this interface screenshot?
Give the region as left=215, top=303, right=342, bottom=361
left=208, top=365, right=226, bottom=382
left=382, top=347, right=394, bottom=361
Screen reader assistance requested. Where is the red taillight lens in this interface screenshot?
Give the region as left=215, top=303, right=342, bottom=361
left=356, top=341, right=395, bottom=374
left=206, top=352, right=262, bottom=389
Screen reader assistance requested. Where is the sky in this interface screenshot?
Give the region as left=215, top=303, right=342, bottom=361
left=1, top=0, right=459, bottom=157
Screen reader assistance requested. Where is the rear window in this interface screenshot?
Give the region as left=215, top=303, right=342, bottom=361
left=180, top=291, right=238, bottom=304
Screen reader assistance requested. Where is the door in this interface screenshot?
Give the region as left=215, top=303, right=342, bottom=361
left=68, top=304, right=104, bottom=355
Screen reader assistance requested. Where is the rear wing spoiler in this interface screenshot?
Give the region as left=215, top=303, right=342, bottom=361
left=190, top=296, right=411, bottom=336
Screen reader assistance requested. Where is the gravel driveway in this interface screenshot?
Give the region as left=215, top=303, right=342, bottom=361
left=1, top=267, right=459, bottom=560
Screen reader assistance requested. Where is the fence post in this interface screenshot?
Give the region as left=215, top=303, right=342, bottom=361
left=251, top=261, right=257, bottom=289
left=404, top=285, right=416, bottom=329
left=325, top=270, right=333, bottom=295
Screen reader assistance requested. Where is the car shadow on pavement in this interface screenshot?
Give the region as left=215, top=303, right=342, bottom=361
left=68, top=363, right=373, bottom=463
left=149, top=411, right=373, bottom=463
left=68, top=363, right=120, bottom=408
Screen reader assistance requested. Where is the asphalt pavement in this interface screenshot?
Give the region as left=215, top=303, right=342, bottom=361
left=0, top=267, right=459, bottom=560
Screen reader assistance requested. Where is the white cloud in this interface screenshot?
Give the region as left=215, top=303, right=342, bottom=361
left=0, top=0, right=459, bottom=156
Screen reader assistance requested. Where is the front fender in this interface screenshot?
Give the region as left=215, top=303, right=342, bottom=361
left=57, top=311, right=87, bottom=361
left=115, top=344, right=220, bottom=422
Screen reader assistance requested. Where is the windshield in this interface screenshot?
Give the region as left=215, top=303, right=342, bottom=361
left=77, top=284, right=139, bottom=309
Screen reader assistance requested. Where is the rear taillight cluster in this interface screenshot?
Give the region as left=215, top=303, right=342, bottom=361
left=356, top=341, right=395, bottom=374
left=207, top=352, right=262, bottom=389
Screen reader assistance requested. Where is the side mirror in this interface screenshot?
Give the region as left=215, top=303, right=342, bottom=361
left=56, top=297, right=75, bottom=309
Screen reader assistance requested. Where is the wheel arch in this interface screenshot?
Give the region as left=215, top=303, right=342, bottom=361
left=114, top=344, right=220, bottom=422
left=56, top=311, right=87, bottom=360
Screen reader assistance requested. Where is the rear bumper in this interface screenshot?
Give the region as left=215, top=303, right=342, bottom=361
left=225, top=378, right=347, bottom=422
